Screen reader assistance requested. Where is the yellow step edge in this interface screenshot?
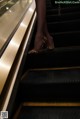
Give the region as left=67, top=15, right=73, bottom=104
left=29, top=66, right=80, bottom=71
left=23, top=102, right=80, bottom=107
left=13, top=102, right=80, bottom=119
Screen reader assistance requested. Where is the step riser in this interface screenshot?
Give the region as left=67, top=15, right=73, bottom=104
left=26, top=49, right=80, bottom=68
left=47, top=13, right=80, bottom=22
left=54, top=32, right=80, bottom=47
left=18, top=83, right=80, bottom=102
left=30, top=30, right=80, bottom=47
left=48, top=20, right=80, bottom=32
left=47, top=7, right=80, bottom=15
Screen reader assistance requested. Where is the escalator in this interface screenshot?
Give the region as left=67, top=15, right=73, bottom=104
left=2, top=0, right=80, bottom=118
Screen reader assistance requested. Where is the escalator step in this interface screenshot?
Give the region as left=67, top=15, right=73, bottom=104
left=47, top=6, right=80, bottom=15
left=19, top=68, right=80, bottom=102
left=15, top=106, right=80, bottom=119
left=30, top=30, right=80, bottom=47
left=53, top=31, right=80, bottom=47
left=48, top=19, right=80, bottom=32
left=47, top=12, right=80, bottom=22
left=22, top=69, right=80, bottom=84
left=26, top=46, right=80, bottom=69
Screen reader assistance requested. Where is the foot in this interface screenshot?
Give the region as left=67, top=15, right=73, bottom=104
left=34, top=34, right=45, bottom=50
left=44, top=35, right=54, bottom=49
left=28, top=34, right=46, bottom=54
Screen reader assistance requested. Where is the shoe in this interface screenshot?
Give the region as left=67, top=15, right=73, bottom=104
left=28, top=38, right=46, bottom=54
left=28, top=36, right=54, bottom=54
left=43, top=36, right=55, bottom=50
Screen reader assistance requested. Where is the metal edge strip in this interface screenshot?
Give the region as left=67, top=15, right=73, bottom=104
left=29, top=66, right=80, bottom=71
left=13, top=102, right=80, bottom=118
left=23, top=102, right=80, bottom=107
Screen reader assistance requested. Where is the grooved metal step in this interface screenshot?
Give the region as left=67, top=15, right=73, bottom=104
left=53, top=31, right=80, bottom=47
left=48, top=19, right=80, bottom=32
left=17, top=68, right=80, bottom=102
left=14, top=104, right=80, bottom=119
left=47, top=6, right=80, bottom=15
left=47, top=12, right=80, bottom=22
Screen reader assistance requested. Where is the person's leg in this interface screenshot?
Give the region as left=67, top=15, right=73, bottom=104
left=29, top=0, right=54, bottom=53
left=34, top=0, right=46, bottom=51
left=44, top=21, right=54, bottom=49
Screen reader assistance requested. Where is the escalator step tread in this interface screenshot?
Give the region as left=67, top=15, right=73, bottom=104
left=17, top=106, right=80, bottom=119
left=53, top=31, right=80, bottom=47
left=47, top=19, right=80, bottom=32
left=22, top=69, right=80, bottom=84
left=19, top=68, right=80, bottom=102
left=47, top=7, right=80, bottom=14
left=47, top=12, right=80, bottom=22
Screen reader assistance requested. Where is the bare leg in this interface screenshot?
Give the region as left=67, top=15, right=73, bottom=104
left=34, top=0, right=46, bottom=51
left=44, top=21, right=54, bottom=49
left=29, top=0, right=54, bottom=53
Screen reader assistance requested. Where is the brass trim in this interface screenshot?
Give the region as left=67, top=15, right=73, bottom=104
left=30, top=66, right=80, bottom=71
left=13, top=102, right=80, bottom=119
left=23, top=102, right=80, bottom=107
